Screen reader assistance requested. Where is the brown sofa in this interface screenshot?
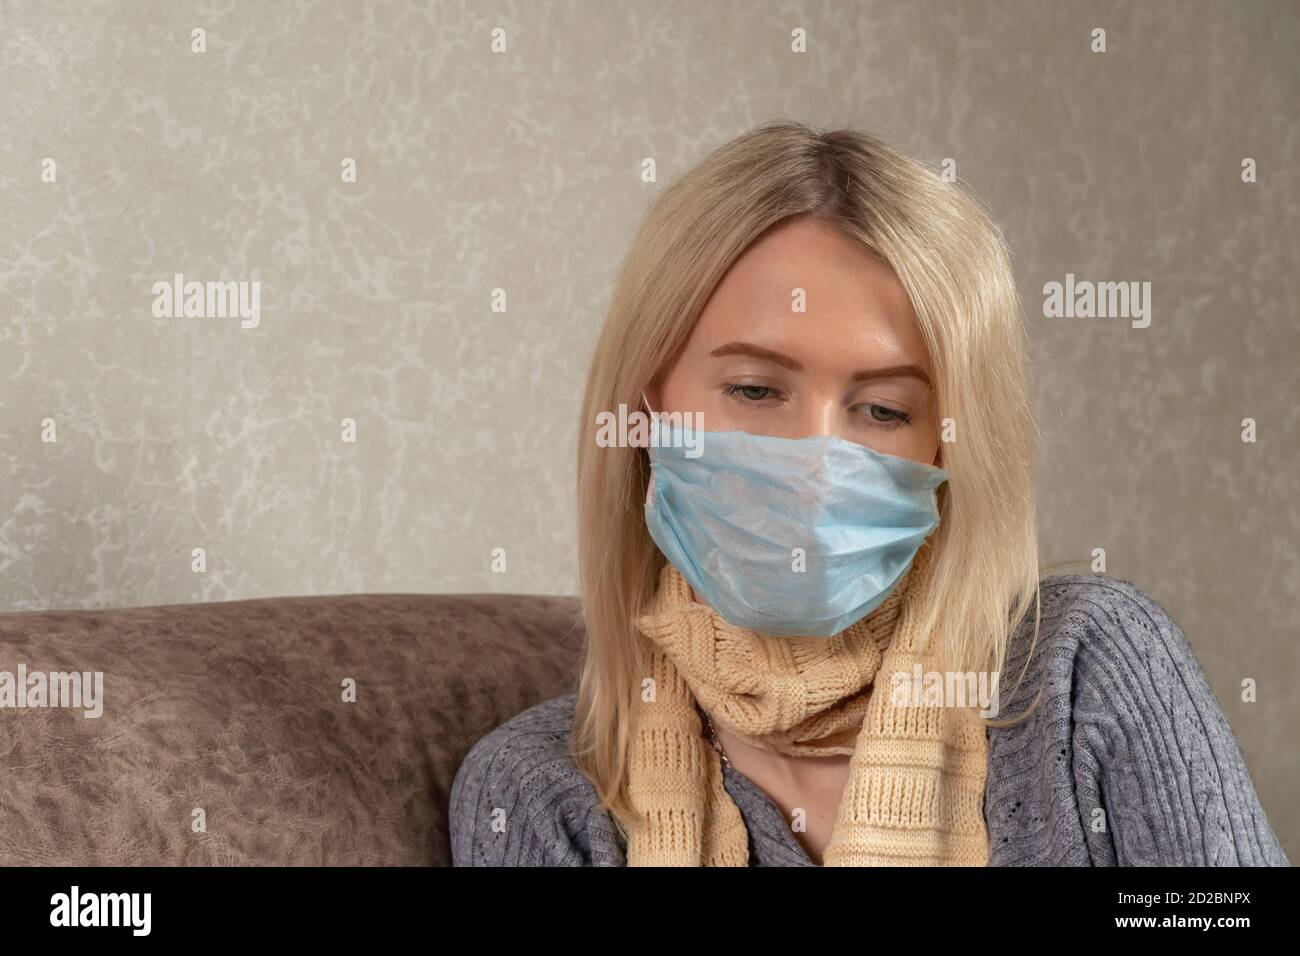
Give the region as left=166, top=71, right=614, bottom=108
left=0, top=592, right=585, bottom=865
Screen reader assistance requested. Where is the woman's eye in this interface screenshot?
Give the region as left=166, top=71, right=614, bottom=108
left=723, top=384, right=777, bottom=403
left=722, top=386, right=911, bottom=426
left=861, top=403, right=912, bottom=426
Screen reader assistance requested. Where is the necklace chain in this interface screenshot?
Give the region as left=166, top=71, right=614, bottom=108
left=700, top=707, right=731, bottom=767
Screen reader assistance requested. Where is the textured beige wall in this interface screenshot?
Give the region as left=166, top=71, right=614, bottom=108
left=2, top=1, right=1296, bottom=857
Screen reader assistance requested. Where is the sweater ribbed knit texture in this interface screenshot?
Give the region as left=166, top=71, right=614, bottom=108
left=450, top=573, right=1292, bottom=867
left=625, top=538, right=988, bottom=865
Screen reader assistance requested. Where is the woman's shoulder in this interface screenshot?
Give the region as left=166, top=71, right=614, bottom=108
left=461, top=693, right=582, bottom=763
left=448, top=693, right=625, bottom=866
left=1011, top=570, right=1236, bottom=747
left=1006, top=571, right=1289, bottom=865
left=1005, top=570, right=1205, bottom=686
left=1030, top=570, right=1181, bottom=646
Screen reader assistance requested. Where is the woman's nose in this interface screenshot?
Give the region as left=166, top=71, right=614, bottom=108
left=792, top=399, right=838, bottom=440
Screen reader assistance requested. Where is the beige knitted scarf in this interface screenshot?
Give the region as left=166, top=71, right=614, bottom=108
left=624, top=538, right=989, bottom=866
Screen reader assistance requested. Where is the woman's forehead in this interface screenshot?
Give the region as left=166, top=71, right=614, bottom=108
left=685, top=221, right=930, bottom=375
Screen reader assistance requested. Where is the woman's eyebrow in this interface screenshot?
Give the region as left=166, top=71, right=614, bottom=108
left=709, top=341, right=930, bottom=385
left=852, top=364, right=931, bottom=386
left=709, top=341, right=802, bottom=370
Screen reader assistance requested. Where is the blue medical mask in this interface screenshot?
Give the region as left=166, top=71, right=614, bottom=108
left=642, top=402, right=947, bottom=637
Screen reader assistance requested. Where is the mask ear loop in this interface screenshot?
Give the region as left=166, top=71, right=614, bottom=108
left=640, top=391, right=664, bottom=449
left=640, top=391, right=659, bottom=506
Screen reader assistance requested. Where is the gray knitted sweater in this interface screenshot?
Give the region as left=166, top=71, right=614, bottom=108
left=450, top=573, right=1290, bottom=866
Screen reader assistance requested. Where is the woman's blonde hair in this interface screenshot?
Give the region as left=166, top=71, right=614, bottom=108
left=572, top=120, right=1046, bottom=835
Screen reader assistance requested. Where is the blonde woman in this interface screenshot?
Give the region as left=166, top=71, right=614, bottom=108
left=449, top=121, right=1288, bottom=867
